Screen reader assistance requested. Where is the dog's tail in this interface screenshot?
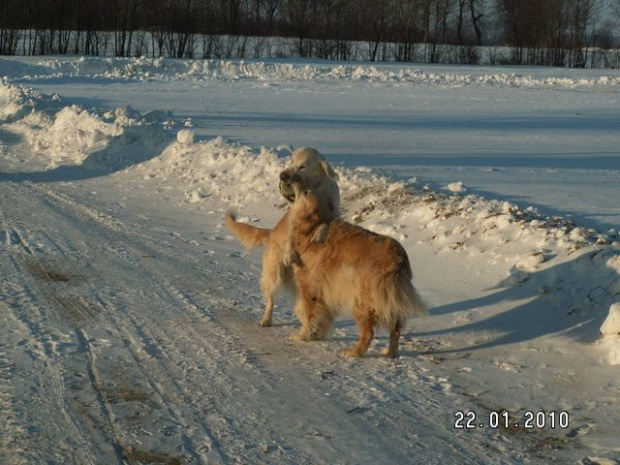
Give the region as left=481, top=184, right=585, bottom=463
left=375, top=268, right=428, bottom=330
left=224, top=211, right=272, bottom=250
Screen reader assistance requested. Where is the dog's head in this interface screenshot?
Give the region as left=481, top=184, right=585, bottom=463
left=279, top=147, right=339, bottom=202
left=286, top=172, right=336, bottom=223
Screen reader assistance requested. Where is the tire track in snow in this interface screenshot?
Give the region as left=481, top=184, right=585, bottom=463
left=0, top=319, right=27, bottom=465
left=75, top=327, right=165, bottom=465
left=5, top=181, right=232, bottom=464
left=1, top=183, right=196, bottom=463
left=1, top=251, right=100, bottom=464
left=1, top=206, right=30, bottom=252
left=1, top=198, right=106, bottom=464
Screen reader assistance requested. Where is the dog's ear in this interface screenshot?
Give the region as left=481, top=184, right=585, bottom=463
left=320, top=160, right=339, bottom=181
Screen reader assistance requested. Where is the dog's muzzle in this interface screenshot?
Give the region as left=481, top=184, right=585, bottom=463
left=279, top=180, right=295, bottom=202
left=279, top=169, right=304, bottom=203
left=279, top=169, right=295, bottom=202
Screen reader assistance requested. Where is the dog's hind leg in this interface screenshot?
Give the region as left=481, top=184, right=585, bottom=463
left=289, top=300, right=317, bottom=341
left=342, top=306, right=375, bottom=358
left=312, top=311, right=334, bottom=340
left=258, top=250, right=281, bottom=327
left=383, top=318, right=403, bottom=358
left=288, top=280, right=326, bottom=341
left=259, top=293, right=275, bottom=327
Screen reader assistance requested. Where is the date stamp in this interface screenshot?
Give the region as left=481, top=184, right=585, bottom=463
left=454, top=410, right=570, bottom=430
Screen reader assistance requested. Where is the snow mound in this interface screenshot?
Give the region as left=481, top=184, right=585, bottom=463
left=30, top=105, right=123, bottom=168
left=444, top=181, right=466, bottom=193
left=0, top=79, right=42, bottom=122
left=138, top=134, right=286, bottom=208
left=2, top=82, right=172, bottom=171
left=4, top=57, right=620, bottom=90
left=176, top=128, right=195, bottom=144
left=515, top=250, right=547, bottom=272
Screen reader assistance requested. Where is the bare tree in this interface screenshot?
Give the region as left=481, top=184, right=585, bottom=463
left=359, top=0, right=387, bottom=61
left=468, top=0, right=484, bottom=45
left=0, top=0, right=22, bottom=54
left=284, top=0, right=311, bottom=56
left=111, top=0, right=140, bottom=57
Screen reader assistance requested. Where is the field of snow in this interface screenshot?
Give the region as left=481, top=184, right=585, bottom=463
left=1, top=56, right=620, bottom=464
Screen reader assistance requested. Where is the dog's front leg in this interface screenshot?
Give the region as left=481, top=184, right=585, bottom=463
left=288, top=273, right=318, bottom=341
left=288, top=294, right=314, bottom=341
left=282, top=241, right=301, bottom=267
left=259, top=295, right=274, bottom=327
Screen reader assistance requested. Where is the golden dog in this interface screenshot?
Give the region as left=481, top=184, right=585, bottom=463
left=225, top=147, right=340, bottom=326
left=286, top=175, right=427, bottom=358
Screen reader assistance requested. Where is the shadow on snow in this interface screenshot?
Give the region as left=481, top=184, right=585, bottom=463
left=417, top=247, right=619, bottom=353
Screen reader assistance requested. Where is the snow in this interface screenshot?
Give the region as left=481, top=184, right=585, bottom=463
left=444, top=181, right=466, bottom=193
left=1, top=55, right=620, bottom=464
left=598, top=303, right=620, bottom=366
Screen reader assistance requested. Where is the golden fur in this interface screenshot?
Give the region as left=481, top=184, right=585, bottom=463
left=286, top=177, right=427, bottom=358
left=224, top=147, right=340, bottom=326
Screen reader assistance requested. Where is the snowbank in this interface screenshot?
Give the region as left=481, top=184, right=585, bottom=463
left=141, top=133, right=287, bottom=207
left=3, top=56, right=620, bottom=90
left=0, top=78, right=41, bottom=122
left=1, top=80, right=172, bottom=171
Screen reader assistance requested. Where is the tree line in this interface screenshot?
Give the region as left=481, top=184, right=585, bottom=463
left=1, top=0, right=619, bottom=67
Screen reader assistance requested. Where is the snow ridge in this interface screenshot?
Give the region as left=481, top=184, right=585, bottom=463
left=3, top=56, right=620, bottom=90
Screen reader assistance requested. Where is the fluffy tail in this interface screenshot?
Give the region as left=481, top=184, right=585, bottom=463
left=375, top=270, right=428, bottom=330
left=224, top=211, right=271, bottom=250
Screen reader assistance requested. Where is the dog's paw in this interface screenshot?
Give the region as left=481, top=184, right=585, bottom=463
left=381, top=346, right=399, bottom=358
left=341, top=348, right=362, bottom=358
left=288, top=332, right=310, bottom=342
left=311, top=223, right=329, bottom=243
left=258, top=319, right=272, bottom=327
